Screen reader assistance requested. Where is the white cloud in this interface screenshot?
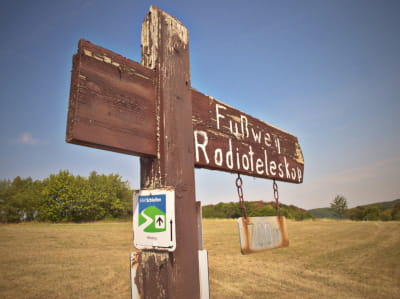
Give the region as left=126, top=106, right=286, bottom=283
left=16, top=132, right=44, bottom=145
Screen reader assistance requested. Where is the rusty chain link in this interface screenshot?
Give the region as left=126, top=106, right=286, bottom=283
left=235, top=174, right=247, bottom=218
left=273, top=179, right=280, bottom=217
left=236, top=175, right=280, bottom=218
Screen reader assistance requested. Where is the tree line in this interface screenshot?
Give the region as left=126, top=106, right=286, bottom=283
left=330, top=195, right=400, bottom=221
left=202, top=201, right=313, bottom=220
left=0, top=171, right=133, bottom=223
left=310, top=195, right=400, bottom=221
left=347, top=201, right=400, bottom=221
left=3, top=173, right=398, bottom=223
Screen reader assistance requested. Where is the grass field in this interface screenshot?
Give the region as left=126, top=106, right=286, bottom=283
left=1, top=219, right=399, bottom=298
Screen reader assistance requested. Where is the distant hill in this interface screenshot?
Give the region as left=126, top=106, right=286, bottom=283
left=309, top=199, right=400, bottom=221
left=202, top=201, right=313, bottom=220
left=347, top=199, right=400, bottom=221
left=359, top=198, right=400, bottom=209
left=308, top=208, right=340, bottom=219
left=202, top=199, right=400, bottom=221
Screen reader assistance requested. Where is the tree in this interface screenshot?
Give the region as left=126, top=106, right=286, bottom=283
left=392, top=203, right=400, bottom=221
left=39, top=170, right=76, bottom=222
left=330, top=195, right=348, bottom=219
left=347, top=206, right=364, bottom=220
left=37, top=170, right=133, bottom=222
left=363, top=206, right=380, bottom=221
left=0, top=177, right=42, bottom=222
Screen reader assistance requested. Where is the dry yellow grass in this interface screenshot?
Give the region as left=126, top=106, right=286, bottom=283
left=1, top=219, right=399, bottom=298
left=0, top=222, right=133, bottom=298
left=204, top=219, right=400, bottom=298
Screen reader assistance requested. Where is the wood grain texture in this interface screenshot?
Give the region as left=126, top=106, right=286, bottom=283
left=66, top=39, right=156, bottom=157
left=137, top=6, right=200, bottom=299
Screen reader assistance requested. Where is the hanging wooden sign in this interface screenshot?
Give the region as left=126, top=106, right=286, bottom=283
left=237, top=216, right=289, bottom=254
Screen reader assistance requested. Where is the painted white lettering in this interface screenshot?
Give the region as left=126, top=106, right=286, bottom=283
left=240, top=115, right=249, bottom=138
left=242, top=154, right=250, bottom=170
left=275, top=137, right=281, bottom=154
left=229, top=120, right=241, bottom=138
left=297, top=168, right=302, bottom=183
left=291, top=168, right=297, bottom=180
left=278, top=162, right=284, bottom=178
left=251, top=128, right=262, bottom=143
left=270, top=161, right=277, bottom=176
left=215, top=104, right=226, bottom=130
left=256, top=158, right=264, bottom=175
left=214, top=148, right=223, bottom=166
left=264, top=150, right=270, bottom=175
left=284, top=156, right=291, bottom=179
left=236, top=148, right=241, bottom=170
left=226, top=139, right=234, bottom=169
left=264, top=133, right=272, bottom=147
left=194, top=130, right=209, bottom=164
left=248, top=145, right=255, bottom=172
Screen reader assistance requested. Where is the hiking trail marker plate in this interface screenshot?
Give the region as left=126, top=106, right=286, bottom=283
left=133, top=188, right=176, bottom=251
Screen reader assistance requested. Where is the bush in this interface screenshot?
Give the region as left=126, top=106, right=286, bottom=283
left=0, top=171, right=133, bottom=223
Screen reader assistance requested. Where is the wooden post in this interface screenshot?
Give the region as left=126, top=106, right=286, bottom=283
left=135, top=6, right=200, bottom=298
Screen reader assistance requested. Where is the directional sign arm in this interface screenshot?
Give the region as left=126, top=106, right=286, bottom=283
left=192, top=89, right=304, bottom=183
left=67, top=39, right=157, bottom=157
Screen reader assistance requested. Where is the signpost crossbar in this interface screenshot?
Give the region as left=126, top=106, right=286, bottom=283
left=67, top=40, right=304, bottom=183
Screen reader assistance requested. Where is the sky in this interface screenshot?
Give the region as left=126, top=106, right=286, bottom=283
left=0, top=0, right=399, bottom=210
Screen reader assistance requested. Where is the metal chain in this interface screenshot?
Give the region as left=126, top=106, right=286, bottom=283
left=273, top=180, right=280, bottom=216
left=235, top=175, right=280, bottom=218
left=235, top=174, right=247, bottom=218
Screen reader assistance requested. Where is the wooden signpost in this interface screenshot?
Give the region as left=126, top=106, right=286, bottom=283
left=67, top=5, right=304, bottom=299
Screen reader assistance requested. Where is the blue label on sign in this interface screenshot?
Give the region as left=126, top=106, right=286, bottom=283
left=138, top=195, right=166, bottom=233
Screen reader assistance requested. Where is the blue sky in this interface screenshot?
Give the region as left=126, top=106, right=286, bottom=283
left=0, top=0, right=399, bottom=209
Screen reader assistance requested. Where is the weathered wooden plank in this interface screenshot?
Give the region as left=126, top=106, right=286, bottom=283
left=67, top=40, right=304, bottom=183
left=66, top=39, right=156, bottom=157
left=192, top=89, right=304, bottom=183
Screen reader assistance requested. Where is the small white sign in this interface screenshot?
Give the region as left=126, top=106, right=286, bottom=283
left=133, top=188, right=176, bottom=251
left=198, top=250, right=210, bottom=299
left=237, top=216, right=289, bottom=254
